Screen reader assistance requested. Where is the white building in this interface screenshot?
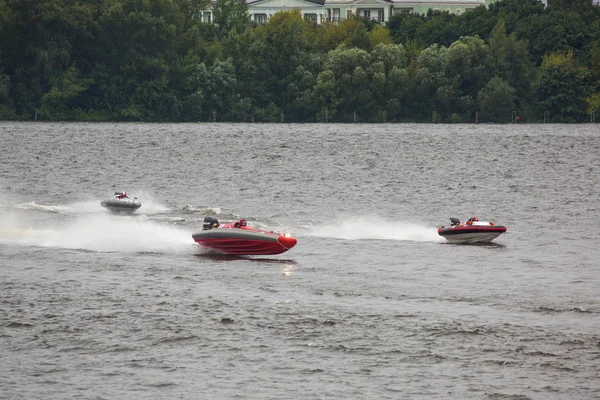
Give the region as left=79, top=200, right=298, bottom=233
left=247, top=0, right=327, bottom=23
left=202, top=0, right=497, bottom=25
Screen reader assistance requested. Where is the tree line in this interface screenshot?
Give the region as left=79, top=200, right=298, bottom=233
left=0, top=0, right=598, bottom=123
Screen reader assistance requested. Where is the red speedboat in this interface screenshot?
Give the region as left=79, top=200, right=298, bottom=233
left=438, top=217, right=507, bottom=244
left=192, top=217, right=297, bottom=255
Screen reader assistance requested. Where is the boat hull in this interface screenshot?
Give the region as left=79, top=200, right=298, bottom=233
left=100, top=199, right=142, bottom=213
left=438, top=226, right=506, bottom=244
left=192, top=228, right=297, bottom=255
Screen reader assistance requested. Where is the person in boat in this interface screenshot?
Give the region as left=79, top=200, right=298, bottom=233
left=116, top=191, right=129, bottom=200
left=238, top=219, right=248, bottom=228
left=450, top=218, right=461, bottom=227
left=465, top=216, right=478, bottom=226
left=202, top=216, right=220, bottom=230
left=233, top=219, right=248, bottom=228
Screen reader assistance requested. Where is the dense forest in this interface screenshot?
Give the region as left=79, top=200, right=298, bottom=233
left=0, top=0, right=599, bottom=123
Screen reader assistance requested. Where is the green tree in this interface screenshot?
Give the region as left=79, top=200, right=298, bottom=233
left=587, top=92, right=600, bottom=115
left=420, top=10, right=461, bottom=47
left=204, top=58, right=239, bottom=120
left=173, top=0, right=212, bottom=29
left=486, top=19, right=536, bottom=117
left=413, top=44, right=452, bottom=119
left=1, top=0, right=98, bottom=116
left=478, top=77, right=516, bottom=122
left=312, top=70, right=340, bottom=121
left=518, top=9, right=590, bottom=64
left=547, top=0, right=595, bottom=14
left=256, top=10, right=315, bottom=117
left=96, top=0, right=185, bottom=120
left=312, top=46, right=373, bottom=121
left=416, top=36, right=489, bottom=121
left=445, top=36, right=490, bottom=100
left=39, top=66, right=92, bottom=120
left=340, top=17, right=372, bottom=51
left=212, top=0, right=250, bottom=37
left=220, top=27, right=271, bottom=114
left=585, top=39, right=600, bottom=88
left=180, top=61, right=208, bottom=121
left=457, top=4, right=496, bottom=42
left=536, top=51, right=592, bottom=122
left=286, top=63, right=320, bottom=121
left=370, top=26, right=393, bottom=46
left=369, top=44, right=409, bottom=119
left=487, top=0, right=544, bottom=33
left=370, top=43, right=408, bottom=74
left=0, top=70, right=15, bottom=119
left=388, top=13, right=425, bottom=46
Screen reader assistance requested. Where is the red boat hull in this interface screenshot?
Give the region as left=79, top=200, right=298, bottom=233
left=192, top=228, right=297, bottom=255
left=438, top=225, right=507, bottom=244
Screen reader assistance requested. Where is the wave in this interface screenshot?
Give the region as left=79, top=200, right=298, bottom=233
left=119, top=191, right=171, bottom=214
left=0, top=213, right=196, bottom=254
left=181, top=205, right=221, bottom=215
left=144, top=215, right=187, bottom=223
left=302, top=215, right=442, bottom=242
left=16, top=201, right=68, bottom=213
left=534, top=306, right=595, bottom=314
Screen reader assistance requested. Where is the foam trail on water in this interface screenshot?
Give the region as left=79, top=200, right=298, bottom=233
left=16, top=201, right=68, bottom=213
left=0, top=213, right=196, bottom=254
left=305, top=216, right=443, bottom=242
left=66, top=200, right=105, bottom=213
left=119, top=190, right=171, bottom=214
left=182, top=205, right=222, bottom=215
left=13, top=198, right=170, bottom=215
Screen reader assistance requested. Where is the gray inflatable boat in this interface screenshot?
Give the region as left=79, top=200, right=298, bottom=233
left=101, top=192, right=142, bottom=213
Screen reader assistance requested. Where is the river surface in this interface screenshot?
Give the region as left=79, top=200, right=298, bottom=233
left=1, top=122, right=599, bottom=400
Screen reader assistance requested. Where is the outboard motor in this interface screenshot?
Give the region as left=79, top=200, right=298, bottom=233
left=450, top=217, right=460, bottom=226
left=202, top=216, right=219, bottom=230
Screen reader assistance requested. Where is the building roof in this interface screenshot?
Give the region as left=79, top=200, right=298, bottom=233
left=247, top=0, right=325, bottom=5
left=390, top=0, right=485, bottom=3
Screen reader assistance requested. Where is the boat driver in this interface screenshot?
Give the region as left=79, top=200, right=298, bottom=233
left=465, top=216, right=478, bottom=225
left=202, top=217, right=220, bottom=230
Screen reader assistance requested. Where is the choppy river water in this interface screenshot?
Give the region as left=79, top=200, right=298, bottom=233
left=1, top=122, right=599, bottom=399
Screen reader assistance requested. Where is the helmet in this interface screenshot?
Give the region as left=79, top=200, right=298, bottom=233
left=122, top=192, right=127, bottom=196
left=472, top=216, right=478, bottom=221
left=239, top=219, right=247, bottom=227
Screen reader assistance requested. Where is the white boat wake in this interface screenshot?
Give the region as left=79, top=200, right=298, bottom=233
left=304, top=216, right=442, bottom=242
left=0, top=213, right=195, bottom=254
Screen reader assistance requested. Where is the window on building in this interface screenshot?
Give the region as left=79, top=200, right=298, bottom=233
left=203, top=11, right=211, bottom=23
left=347, top=10, right=353, bottom=18
left=254, top=13, right=267, bottom=23
left=377, top=9, right=384, bottom=22
left=332, top=8, right=340, bottom=22
left=304, top=13, right=317, bottom=22
left=363, top=9, right=371, bottom=18
left=456, top=8, right=461, bottom=15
